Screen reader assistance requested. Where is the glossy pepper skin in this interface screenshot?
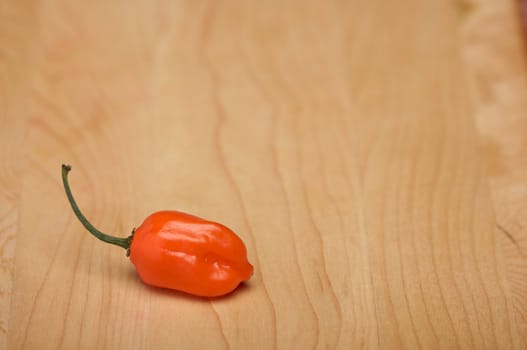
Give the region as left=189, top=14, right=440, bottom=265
left=61, top=165, right=253, bottom=297
left=130, top=211, right=253, bottom=297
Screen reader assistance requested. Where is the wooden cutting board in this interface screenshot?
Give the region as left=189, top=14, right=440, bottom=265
left=1, top=0, right=525, bottom=349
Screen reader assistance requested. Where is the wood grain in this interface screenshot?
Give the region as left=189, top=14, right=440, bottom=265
left=460, top=0, right=527, bottom=338
left=3, top=0, right=523, bottom=349
left=0, top=1, right=37, bottom=348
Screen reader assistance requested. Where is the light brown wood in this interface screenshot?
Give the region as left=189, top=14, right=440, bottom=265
left=2, top=0, right=523, bottom=349
left=0, top=1, right=37, bottom=348
left=460, top=0, right=527, bottom=337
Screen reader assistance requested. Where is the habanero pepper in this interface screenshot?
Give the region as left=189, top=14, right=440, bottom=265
left=61, top=164, right=253, bottom=297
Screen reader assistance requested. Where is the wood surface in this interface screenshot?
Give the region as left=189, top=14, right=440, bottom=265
left=0, top=2, right=36, bottom=349
left=461, top=0, right=527, bottom=337
left=1, top=0, right=525, bottom=349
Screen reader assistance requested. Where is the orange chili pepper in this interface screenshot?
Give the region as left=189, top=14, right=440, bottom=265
left=61, top=164, right=253, bottom=297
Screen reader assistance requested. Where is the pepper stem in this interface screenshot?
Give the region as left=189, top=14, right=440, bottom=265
left=62, top=164, right=131, bottom=251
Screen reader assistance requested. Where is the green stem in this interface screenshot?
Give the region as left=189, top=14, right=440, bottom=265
left=61, top=164, right=131, bottom=251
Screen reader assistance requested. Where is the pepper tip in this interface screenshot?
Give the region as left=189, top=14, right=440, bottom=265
left=62, top=164, right=72, bottom=172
